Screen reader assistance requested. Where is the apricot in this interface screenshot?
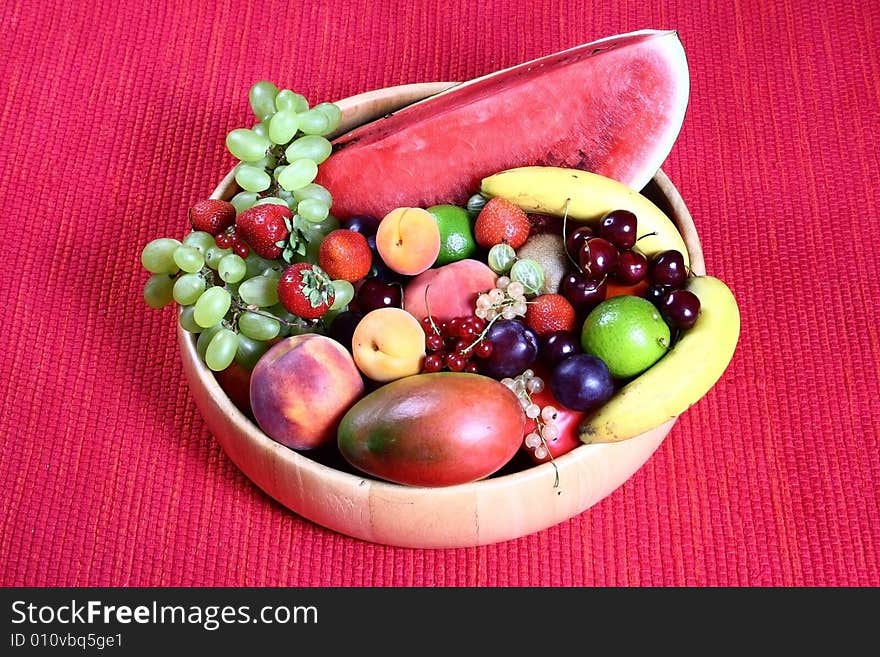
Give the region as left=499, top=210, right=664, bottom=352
left=403, top=259, right=497, bottom=322
left=351, top=307, right=425, bottom=382
left=375, top=207, right=441, bottom=275
left=249, top=334, right=365, bottom=450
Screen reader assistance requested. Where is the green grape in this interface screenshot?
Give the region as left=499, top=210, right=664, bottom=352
left=179, top=305, right=202, bottom=333
left=183, top=230, right=216, bottom=254
left=509, top=258, right=545, bottom=296
left=284, top=135, right=332, bottom=165
left=143, top=274, right=174, bottom=309
left=272, top=164, right=287, bottom=182
left=277, top=159, right=318, bottom=192
left=205, top=328, right=239, bottom=371
left=231, top=191, right=258, bottom=215
left=193, top=286, right=232, bottom=328
left=205, top=245, right=233, bottom=269
left=314, top=214, right=340, bottom=235
left=173, top=272, right=206, bottom=305
left=268, top=109, right=300, bottom=145
left=261, top=263, right=284, bottom=277
left=266, top=303, right=299, bottom=337
left=238, top=276, right=279, bottom=307
left=297, top=108, right=331, bottom=135
left=196, top=324, right=223, bottom=360
left=218, top=254, right=247, bottom=283
left=252, top=121, right=268, bottom=139
left=235, top=164, right=271, bottom=193
left=313, top=102, right=342, bottom=133
left=226, top=128, right=271, bottom=162
left=291, top=183, right=332, bottom=206
left=487, top=243, right=516, bottom=274
left=297, top=198, right=329, bottom=223
left=254, top=196, right=288, bottom=207
left=238, top=311, right=281, bottom=341
left=141, top=238, right=181, bottom=274
left=244, top=252, right=276, bottom=278
left=249, top=80, right=279, bottom=122
left=329, top=280, right=354, bottom=311
left=234, top=333, right=271, bottom=370
left=275, top=89, right=309, bottom=113
left=173, top=244, right=205, bottom=273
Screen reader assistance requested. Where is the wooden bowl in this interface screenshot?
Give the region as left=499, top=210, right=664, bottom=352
left=178, top=82, right=705, bottom=548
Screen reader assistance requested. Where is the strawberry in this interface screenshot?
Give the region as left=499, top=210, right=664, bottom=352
left=317, top=229, right=373, bottom=282
left=474, top=197, right=530, bottom=249
left=235, top=204, right=292, bottom=259
left=188, top=199, right=236, bottom=236
left=277, top=263, right=336, bottom=320
left=524, top=293, right=576, bottom=336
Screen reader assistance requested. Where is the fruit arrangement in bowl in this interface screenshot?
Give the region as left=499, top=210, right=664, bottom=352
left=140, top=30, right=740, bottom=548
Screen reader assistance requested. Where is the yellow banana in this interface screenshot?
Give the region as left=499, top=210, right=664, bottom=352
left=480, top=166, right=690, bottom=268
left=579, top=275, right=740, bottom=444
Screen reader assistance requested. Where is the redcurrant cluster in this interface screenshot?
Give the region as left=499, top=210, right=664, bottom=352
left=420, top=315, right=494, bottom=373
left=215, top=226, right=250, bottom=258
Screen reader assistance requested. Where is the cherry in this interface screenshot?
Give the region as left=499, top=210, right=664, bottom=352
left=649, top=250, right=687, bottom=287
left=660, top=289, right=701, bottom=330
left=541, top=331, right=581, bottom=368
left=561, top=271, right=608, bottom=316
left=645, top=282, right=674, bottom=307
left=612, top=249, right=649, bottom=285
left=565, top=226, right=594, bottom=260
left=578, top=237, right=618, bottom=280
left=345, top=214, right=381, bottom=236
left=357, top=278, right=402, bottom=313
left=598, top=209, right=637, bottom=250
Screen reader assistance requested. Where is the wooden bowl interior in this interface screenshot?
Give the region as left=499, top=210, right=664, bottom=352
left=178, top=82, right=704, bottom=548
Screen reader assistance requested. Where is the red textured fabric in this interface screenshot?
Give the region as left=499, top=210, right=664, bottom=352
left=1, top=0, right=878, bottom=587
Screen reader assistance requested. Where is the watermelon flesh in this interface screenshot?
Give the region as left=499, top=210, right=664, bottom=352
left=316, top=29, right=689, bottom=220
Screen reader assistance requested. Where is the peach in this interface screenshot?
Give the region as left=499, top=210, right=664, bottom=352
left=351, top=307, right=425, bottom=382
left=375, top=207, right=441, bottom=275
left=403, top=258, right=497, bottom=322
left=250, top=333, right=365, bottom=450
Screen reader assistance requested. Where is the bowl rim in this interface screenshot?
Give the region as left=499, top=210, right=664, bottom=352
left=177, top=81, right=705, bottom=548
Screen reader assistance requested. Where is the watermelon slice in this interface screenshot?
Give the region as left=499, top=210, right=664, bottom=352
left=316, top=29, right=689, bottom=220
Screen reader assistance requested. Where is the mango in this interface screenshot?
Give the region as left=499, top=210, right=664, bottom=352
left=337, top=372, right=525, bottom=486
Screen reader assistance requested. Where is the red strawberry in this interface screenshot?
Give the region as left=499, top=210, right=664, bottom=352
left=524, top=293, right=576, bottom=336
left=474, top=197, right=530, bottom=249
left=235, top=204, right=292, bottom=259
left=277, top=263, right=336, bottom=319
left=317, top=229, right=373, bottom=282
left=188, top=199, right=236, bottom=236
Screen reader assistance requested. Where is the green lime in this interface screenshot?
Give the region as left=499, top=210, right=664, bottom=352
left=427, top=204, right=476, bottom=265
left=580, top=295, right=671, bottom=379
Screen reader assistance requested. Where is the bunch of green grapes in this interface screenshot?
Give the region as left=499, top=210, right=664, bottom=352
left=140, top=81, right=354, bottom=372
left=226, top=80, right=341, bottom=224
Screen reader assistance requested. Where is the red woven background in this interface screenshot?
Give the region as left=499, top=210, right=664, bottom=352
left=1, top=0, right=878, bottom=587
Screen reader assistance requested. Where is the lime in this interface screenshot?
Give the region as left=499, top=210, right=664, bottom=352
left=580, top=295, right=671, bottom=379
left=427, top=204, right=476, bottom=265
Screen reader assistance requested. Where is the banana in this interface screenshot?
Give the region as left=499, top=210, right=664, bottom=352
left=480, top=166, right=690, bottom=268
left=578, top=275, right=740, bottom=444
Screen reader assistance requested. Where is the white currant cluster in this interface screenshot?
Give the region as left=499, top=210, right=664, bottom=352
left=475, top=276, right=528, bottom=321
left=501, top=369, right=561, bottom=461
